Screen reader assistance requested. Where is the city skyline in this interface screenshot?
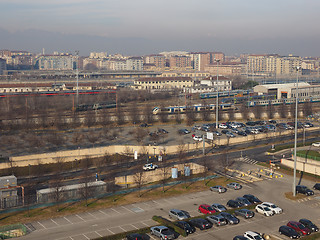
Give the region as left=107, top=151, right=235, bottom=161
left=0, top=0, right=320, bottom=56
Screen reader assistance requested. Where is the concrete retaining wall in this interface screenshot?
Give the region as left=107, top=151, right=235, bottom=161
left=115, top=162, right=206, bottom=186
left=281, top=157, right=320, bottom=176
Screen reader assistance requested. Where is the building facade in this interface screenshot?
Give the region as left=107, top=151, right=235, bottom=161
left=37, top=55, right=74, bottom=70
left=133, top=77, right=193, bottom=90
left=126, top=57, right=143, bottom=71
left=0, top=175, right=18, bottom=208
left=144, top=55, right=166, bottom=70
left=0, top=58, right=6, bottom=75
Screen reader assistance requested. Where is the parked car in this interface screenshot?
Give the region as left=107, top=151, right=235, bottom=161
left=312, top=142, right=320, bottom=147
left=221, top=129, right=230, bottom=134
left=227, top=182, right=242, bottom=190
left=243, top=194, right=262, bottom=204
left=140, top=123, right=150, bottom=127
left=227, top=200, right=243, bottom=208
left=178, top=129, right=190, bottom=134
left=237, top=131, right=247, bottom=136
left=150, top=226, right=176, bottom=240
left=219, top=123, right=228, bottom=129
left=304, top=122, right=313, bottom=128
left=234, top=209, right=255, bottom=219
left=299, top=219, right=319, bottom=232
left=143, top=163, right=158, bottom=171
left=269, top=119, right=277, bottom=124
left=198, top=204, right=216, bottom=214
left=212, top=130, right=222, bottom=136
left=235, top=197, right=251, bottom=206
left=220, top=212, right=239, bottom=224
left=188, top=218, right=212, bottom=230
left=296, top=185, right=314, bottom=195
left=169, top=209, right=190, bottom=220
left=226, top=132, right=236, bottom=138
left=261, top=202, right=282, bottom=214
left=211, top=203, right=227, bottom=212
left=313, top=183, right=320, bottom=190
left=255, top=204, right=274, bottom=216
left=279, top=225, right=300, bottom=239
left=174, top=221, right=195, bottom=235
left=233, top=236, right=249, bottom=240
left=126, top=233, right=148, bottom=240
left=192, top=135, right=203, bottom=141
left=157, top=128, right=168, bottom=134
left=206, top=214, right=227, bottom=226
left=246, top=121, right=256, bottom=126
left=287, top=221, right=311, bottom=236
left=244, top=231, right=264, bottom=240
left=210, top=185, right=227, bottom=193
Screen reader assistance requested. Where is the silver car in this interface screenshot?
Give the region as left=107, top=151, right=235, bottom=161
left=211, top=203, right=227, bottom=212
left=227, top=182, right=242, bottom=190
left=169, top=209, right=190, bottom=220
left=150, top=226, right=175, bottom=240
left=210, top=185, right=227, bottom=193
left=206, top=214, right=227, bottom=226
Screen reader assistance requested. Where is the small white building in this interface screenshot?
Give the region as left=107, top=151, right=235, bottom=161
left=253, top=82, right=320, bottom=99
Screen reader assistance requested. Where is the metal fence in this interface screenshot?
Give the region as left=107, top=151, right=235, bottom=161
left=296, top=152, right=320, bottom=161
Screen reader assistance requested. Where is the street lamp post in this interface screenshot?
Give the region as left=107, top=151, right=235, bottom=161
left=75, top=50, right=79, bottom=107
left=293, top=66, right=301, bottom=197
left=215, top=59, right=220, bottom=129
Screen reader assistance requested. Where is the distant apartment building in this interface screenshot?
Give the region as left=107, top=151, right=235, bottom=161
left=126, top=57, right=143, bottom=71
left=198, top=76, right=232, bottom=92
left=133, top=77, right=193, bottom=90
left=0, top=58, right=6, bottom=75
left=37, top=55, right=74, bottom=70
left=204, top=62, right=245, bottom=76
left=247, top=54, right=301, bottom=77
left=89, top=52, right=107, bottom=59
left=190, top=52, right=225, bottom=71
left=169, top=55, right=192, bottom=70
left=144, top=55, right=166, bottom=70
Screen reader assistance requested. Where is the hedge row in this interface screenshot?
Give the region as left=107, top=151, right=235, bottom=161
left=152, top=216, right=187, bottom=237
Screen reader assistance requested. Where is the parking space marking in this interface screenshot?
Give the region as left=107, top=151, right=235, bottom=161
left=131, top=224, right=139, bottom=229
left=107, top=228, right=115, bottom=235
left=99, top=209, right=108, bottom=216
left=119, top=226, right=126, bottom=232
left=51, top=219, right=59, bottom=226
left=87, top=212, right=97, bottom=219
left=64, top=217, right=73, bottom=224
left=83, top=234, right=90, bottom=239
left=111, top=208, right=121, bottom=214
left=95, top=231, right=102, bottom=237
left=75, top=214, right=85, bottom=221
left=142, top=222, right=150, bottom=227
left=148, top=234, right=157, bottom=240
left=37, top=221, right=46, bottom=229
left=121, top=205, right=132, bottom=213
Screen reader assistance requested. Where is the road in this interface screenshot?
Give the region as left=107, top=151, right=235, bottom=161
left=19, top=162, right=320, bottom=240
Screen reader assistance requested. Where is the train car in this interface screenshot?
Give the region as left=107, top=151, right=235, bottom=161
left=152, top=103, right=235, bottom=114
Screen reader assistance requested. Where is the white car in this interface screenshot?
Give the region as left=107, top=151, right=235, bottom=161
left=143, top=163, right=158, bottom=171
left=192, top=135, right=203, bottom=141
left=255, top=204, right=274, bottom=216
left=244, top=231, right=264, bottom=240
left=261, top=202, right=282, bottom=214
left=312, top=142, right=320, bottom=147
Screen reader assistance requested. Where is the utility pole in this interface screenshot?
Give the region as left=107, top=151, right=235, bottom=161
left=75, top=50, right=79, bottom=107
left=293, top=66, right=301, bottom=197
left=215, top=59, right=220, bottom=129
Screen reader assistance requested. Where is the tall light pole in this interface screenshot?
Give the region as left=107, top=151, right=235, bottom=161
left=75, top=50, right=79, bottom=107
left=215, top=59, right=220, bottom=129
left=293, top=66, right=301, bottom=197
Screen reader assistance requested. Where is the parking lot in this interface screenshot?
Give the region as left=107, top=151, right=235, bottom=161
left=21, top=164, right=320, bottom=240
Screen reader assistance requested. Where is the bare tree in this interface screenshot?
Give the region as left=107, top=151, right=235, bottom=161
left=79, top=157, right=93, bottom=207
left=267, top=102, right=274, bottom=119
left=279, top=102, right=287, bottom=119
left=134, top=128, right=147, bottom=144
left=240, top=103, right=249, bottom=121
left=200, top=100, right=211, bottom=122
left=50, top=157, right=65, bottom=211
left=133, top=171, right=145, bottom=197
left=185, top=104, right=196, bottom=126
left=86, top=131, right=101, bottom=148
left=143, top=104, right=154, bottom=124
left=160, top=163, right=170, bottom=193
left=128, top=102, right=140, bottom=124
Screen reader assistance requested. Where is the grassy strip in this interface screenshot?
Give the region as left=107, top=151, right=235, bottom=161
left=152, top=216, right=187, bottom=237
left=301, top=232, right=320, bottom=240
left=268, top=141, right=314, bottom=153
left=90, top=226, right=151, bottom=240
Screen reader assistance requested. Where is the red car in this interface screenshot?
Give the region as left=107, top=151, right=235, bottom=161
left=198, top=204, right=216, bottom=214
left=287, top=221, right=311, bottom=236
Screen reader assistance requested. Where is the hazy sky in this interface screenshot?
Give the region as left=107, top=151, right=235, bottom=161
left=0, top=0, right=319, bottom=56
